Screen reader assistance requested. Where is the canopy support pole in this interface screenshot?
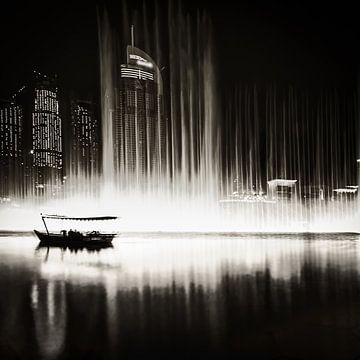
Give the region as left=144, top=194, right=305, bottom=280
left=41, top=214, right=49, bottom=235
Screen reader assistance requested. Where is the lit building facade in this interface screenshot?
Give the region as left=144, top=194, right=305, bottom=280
left=32, top=88, right=62, bottom=169
left=0, top=100, right=23, bottom=197
left=13, top=71, right=63, bottom=194
left=114, top=44, right=165, bottom=182
left=70, top=100, right=99, bottom=176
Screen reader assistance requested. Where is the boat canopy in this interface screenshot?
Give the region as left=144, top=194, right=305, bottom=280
left=41, top=214, right=118, bottom=221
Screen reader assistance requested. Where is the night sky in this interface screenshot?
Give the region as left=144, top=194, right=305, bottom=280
left=1, top=1, right=359, bottom=100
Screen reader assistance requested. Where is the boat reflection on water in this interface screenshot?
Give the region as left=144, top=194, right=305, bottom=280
left=36, top=242, right=114, bottom=253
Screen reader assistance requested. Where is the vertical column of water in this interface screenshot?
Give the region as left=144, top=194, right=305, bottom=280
left=199, top=14, right=219, bottom=207
left=358, top=73, right=360, bottom=229
left=166, top=3, right=220, bottom=228
left=98, top=9, right=116, bottom=207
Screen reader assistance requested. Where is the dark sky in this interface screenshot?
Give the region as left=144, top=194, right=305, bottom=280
left=209, top=1, right=360, bottom=89
left=1, top=1, right=359, bottom=99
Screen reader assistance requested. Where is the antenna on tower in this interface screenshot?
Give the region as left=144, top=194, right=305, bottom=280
left=131, top=25, right=135, bottom=47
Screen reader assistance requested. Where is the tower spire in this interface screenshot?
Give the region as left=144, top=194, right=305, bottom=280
left=131, top=25, right=135, bottom=47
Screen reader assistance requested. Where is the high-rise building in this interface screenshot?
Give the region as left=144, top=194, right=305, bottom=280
left=13, top=71, right=63, bottom=194
left=70, top=99, right=99, bottom=176
left=114, top=37, right=165, bottom=182
left=0, top=100, right=23, bottom=197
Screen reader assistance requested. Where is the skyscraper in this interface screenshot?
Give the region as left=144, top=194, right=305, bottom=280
left=0, top=100, right=23, bottom=197
left=114, top=34, right=165, bottom=183
left=13, top=71, right=63, bottom=194
left=70, top=99, right=99, bottom=176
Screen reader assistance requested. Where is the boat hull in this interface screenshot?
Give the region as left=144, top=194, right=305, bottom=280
left=34, top=230, right=115, bottom=247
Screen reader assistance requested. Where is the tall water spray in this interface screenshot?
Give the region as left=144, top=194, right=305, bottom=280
left=0, top=2, right=358, bottom=232
left=221, top=86, right=359, bottom=231
left=94, top=2, right=359, bottom=232
left=95, top=3, right=221, bottom=230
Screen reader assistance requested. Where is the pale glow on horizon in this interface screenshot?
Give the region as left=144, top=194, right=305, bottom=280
left=0, top=190, right=359, bottom=233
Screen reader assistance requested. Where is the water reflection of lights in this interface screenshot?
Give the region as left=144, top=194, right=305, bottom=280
left=35, top=234, right=360, bottom=292
left=31, top=280, right=66, bottom=360
left=35, top=235, right=319, bottom=289
left=2, top=232, right=360, bottom=359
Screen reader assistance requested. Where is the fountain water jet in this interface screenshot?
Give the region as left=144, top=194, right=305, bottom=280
left=0, top=2, right=358, bottom=233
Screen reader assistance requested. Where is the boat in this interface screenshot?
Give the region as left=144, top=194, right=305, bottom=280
left=34, top=214, right=118, bottom=247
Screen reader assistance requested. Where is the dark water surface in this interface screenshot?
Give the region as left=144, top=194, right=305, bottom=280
left=1, top=232, right=360, bottom=359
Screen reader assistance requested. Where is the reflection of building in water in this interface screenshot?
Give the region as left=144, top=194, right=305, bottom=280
left=30, top=280, right=66, bottom=359
left=114, top=27, right=165, bottom=182
left=33, top=234, right=360, bottom=358
left=35, top=236, right=306, bottom=353
left=37, top=235, right=305, bottom=289
left=267, top=179, right=297, bottom=201
left=2, top=233, right=360, bottom=359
